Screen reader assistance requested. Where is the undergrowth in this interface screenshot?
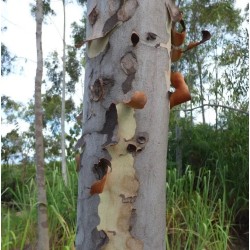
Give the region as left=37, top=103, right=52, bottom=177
left=1, top=162, right=247, bottom=249
left=166, top=166, right=234, bottom=250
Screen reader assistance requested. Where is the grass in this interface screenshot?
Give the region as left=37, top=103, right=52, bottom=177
left=1, top=162, right=78, bottom=250
left=166, top=166, right=233, bottom=250
left=1, top=162, right=246, bottom=249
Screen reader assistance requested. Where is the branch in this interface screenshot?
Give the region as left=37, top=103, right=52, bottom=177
left=174, top=103, right=249, bottom=115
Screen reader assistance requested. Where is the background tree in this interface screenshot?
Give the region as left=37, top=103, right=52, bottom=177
left=61, top=0, right=67, bottom=184
left=34, top=0, right=50, bottom=248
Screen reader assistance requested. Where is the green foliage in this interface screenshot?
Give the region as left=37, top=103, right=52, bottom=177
left=1, top=130, right=22, bottom=165
left=44, top=51, right=63, bottom=94
left=71, top=17, right=86, bottom=50
left=1, top=43, right=16, bottom=76
left=1, top=96, right=21, bottom=123
left=66, top=46, right=82, bottom=92
left=75, top=0, right=87, bottom=5
left=219, top=28, right=249, bottom=107
left=30, top=0, right=56, bottom=19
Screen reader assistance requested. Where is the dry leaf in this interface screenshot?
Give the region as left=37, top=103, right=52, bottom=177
left=75, top=154, right=81, bottom=172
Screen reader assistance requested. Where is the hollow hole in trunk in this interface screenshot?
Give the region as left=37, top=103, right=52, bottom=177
left=127, top=144, right=137, bottom=153
left=131, top=32, right=140, bottom=47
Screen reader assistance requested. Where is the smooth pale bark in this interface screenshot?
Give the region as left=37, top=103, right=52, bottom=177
left=61, top=0, right=68, bottom=185
left=35, top=0, right=50, bottom=249
left=76, top=1, right=171, bottom=249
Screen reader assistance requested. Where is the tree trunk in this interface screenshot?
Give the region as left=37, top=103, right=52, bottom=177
left=35, top=0, right=50, bottom=249
left=61, top=0, right=68, bottom=185
left=197, top=60, right=206, bottom=124
left=76, top=1, right=171, bottom=249
left=175, top=111, right=182, bottom=175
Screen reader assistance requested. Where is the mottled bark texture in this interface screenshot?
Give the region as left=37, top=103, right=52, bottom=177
left=35, top=1, right=50, bottom=249
left=76, top=0, right=171, bottom=249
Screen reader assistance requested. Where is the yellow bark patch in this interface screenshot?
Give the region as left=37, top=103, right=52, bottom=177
left=98, top=103, right=142, bottom=249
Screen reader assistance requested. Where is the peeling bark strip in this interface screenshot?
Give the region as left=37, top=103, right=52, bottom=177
left=76, top=0, right=170, bottom=249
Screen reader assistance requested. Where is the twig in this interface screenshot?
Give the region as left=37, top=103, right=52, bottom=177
left=173, top=103, right=249, bottom=115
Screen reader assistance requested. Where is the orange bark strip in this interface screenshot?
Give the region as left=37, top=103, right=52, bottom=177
left=90, top=174, right=108, bottom=195
left=171, top=48, right=183, bottom=62
left=170, top=72, right=191, bottom=109
left=124, top=91, right=147, bottom=109
left=171, top=29, right=186, bottom=47
left=75, top=154, right=81, bottom=172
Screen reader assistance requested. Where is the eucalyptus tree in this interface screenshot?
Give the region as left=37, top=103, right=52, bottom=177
left=62, top=0, right=67, bottom=184
left=34, top=0, right=50, bottom=248
left=75, top=0, right=182, bottom=249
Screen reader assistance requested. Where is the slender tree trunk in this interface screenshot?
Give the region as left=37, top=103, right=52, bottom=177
left=214, top=41, right=218, bottom=130
left=175, top=111, right=182, bottom=175
left=76, top=1, right=171, bottom=249
left=61, top=0, right=67, bottom=185
left=35, top=1, right=50, bottom=249
left=197, top=61, right=206, bottom=124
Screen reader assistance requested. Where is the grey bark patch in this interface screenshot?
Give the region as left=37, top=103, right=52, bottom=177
left=103, top=0, right=138, bottom=35
left=89, top=6, right=99, bottom=25
left=100, top=103, right=118, bottom=146
left=122, top=73, right=135, bottom=94
left=102, top=12, right=119, bottom=35
left=92, top=229, right=109, bottom=249
left=100, top=42, right=111, bottom=64
left=117, top=0, right=139, bottom=21
left=166, top=2, right=183, bottom=22
left=90, top=78, right=114, bottom=102
left=120, top=52, right=138, bottom=75
left=74, top=134, right=86, bottom=150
